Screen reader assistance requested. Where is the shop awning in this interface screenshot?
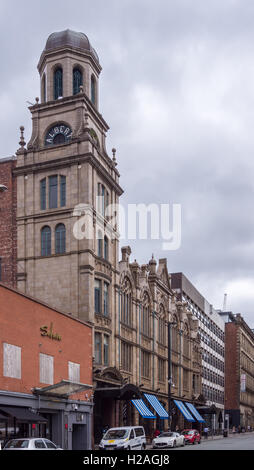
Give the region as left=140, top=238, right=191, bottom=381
left=144, top=394, right=169, bottom=419
left=185, top=402, right=205, bottom=423
left=33, top=380, right=92, bottom=398
left=131, top=399, right=156, bottom=419
left=0, top=406, right=47, bottom=423
left=173, top=400, right=195, bottom=422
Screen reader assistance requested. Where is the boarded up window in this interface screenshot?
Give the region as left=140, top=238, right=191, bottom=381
left=40, top=353, right=54, bottom=385
left=3, top=343, right=21, bottom=379
left=68, top=361, right=80, bottom=382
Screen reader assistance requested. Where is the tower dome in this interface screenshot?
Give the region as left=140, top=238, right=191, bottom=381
left=44, top=29, right=99, bottom=63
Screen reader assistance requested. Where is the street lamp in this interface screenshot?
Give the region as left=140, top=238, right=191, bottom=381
left=168, top=321, right=177, bottom=430
left=0, top=184, right=8, bottom=192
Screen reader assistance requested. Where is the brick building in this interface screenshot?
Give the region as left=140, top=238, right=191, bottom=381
left=0, top=283, right=93, bottom=449
left=222, top=312, right=254, bottom=429
left=0, top=157, right=17, bottom=287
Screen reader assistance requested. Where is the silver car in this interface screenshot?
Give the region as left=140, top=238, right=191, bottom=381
left=3, top=438, right=62, bottom=450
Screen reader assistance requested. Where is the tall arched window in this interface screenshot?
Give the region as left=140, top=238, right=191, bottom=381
left=121, top=277, right=132, bottom=326
left=171, top=317, right=179, bottom=353
left=97, top=230, right=103, bottom=257
left=141, top=292, right=150, bottom=336
left=183, top=323, right=190, bottom=357
left=104, top=236, right=108, bottom=260
left=41, top=226, right=51, bottom=256
left=54, top=67, right=63, bottom=100
left=158, top=305, right=166, bottom=345
left=91, top=75, right=96, bottom=105
left=42, top=73, right=46, bottom=103
left=73, top=67, right=83, bottom=95
left=55, top=224, right=66, bottom=254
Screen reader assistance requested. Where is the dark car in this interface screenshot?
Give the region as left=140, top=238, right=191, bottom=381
left=181, top=429, right=201, bottom=445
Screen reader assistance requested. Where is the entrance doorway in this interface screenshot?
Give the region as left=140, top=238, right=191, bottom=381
left=72, top=424, right=87, bottom=450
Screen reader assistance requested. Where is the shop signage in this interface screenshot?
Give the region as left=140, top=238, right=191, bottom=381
left=40, top=323, right=62, bottom=341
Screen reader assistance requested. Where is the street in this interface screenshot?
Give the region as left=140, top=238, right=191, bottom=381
left=148, top=433, right=254, bottom=451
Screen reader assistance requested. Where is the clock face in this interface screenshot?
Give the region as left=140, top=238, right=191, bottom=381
left=45, top=124, right=72, bottom=146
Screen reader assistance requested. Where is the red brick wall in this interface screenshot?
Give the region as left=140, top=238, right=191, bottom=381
left=0, top=158, right=17, bottom=287
left=225, top=322, right=239, bottom=409
left=0, top=284, right=93, bottom=399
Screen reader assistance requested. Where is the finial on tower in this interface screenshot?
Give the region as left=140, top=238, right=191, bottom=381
left=16, top=126, right=26, bottom=155
left=112, top=148, right=117, bottom=166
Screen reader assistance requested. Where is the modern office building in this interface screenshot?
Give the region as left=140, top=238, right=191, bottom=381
left=171, top=273, right=225, bottom=432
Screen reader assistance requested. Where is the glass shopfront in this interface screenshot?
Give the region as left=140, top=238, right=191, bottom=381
left=0, top=408, right=49, bottom=448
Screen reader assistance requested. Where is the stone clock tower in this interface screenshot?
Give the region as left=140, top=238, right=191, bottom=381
left=15, top=30, right=123, bottom=326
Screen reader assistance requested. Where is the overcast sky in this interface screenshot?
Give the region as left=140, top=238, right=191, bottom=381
left=1, top=0, right=254, bottom=325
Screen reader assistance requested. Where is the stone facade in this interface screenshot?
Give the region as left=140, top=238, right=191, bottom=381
left=10, top=30, right=203, bottom=441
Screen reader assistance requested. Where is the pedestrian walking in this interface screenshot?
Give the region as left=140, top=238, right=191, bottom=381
left=204, top=426, right=209, bottom=439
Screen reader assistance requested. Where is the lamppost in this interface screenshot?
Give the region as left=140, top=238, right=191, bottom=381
left=168, top=320, right=177, bottom=430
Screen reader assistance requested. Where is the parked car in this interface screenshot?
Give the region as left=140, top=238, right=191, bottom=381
left=99, top=426, right=146, bottom=450
left=152, top=431, right=185, bottom=449
left=3, top=438, right=62, bottom=450
left=181, top=429, right=201, bottom=445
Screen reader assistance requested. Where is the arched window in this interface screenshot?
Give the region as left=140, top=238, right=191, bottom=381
left=141, top=292, right=150, bottom=336
left=54, top=67, right=63, bottom=100
left=42, top=73, right=46, bottom=103
left=97, top=230, right=103, bottom=257
left=171, top=317, right=179, bottom=353
left=41, top=226, right=51, bottom=256
left=104, top=236, right=108, bottom=260
left=158, top=305, right=166, bottom=345
left=183, top=323, right=190, bottom=357
left=91, top=75, right=96, bottom=105
left=73, top=67, right=83, bottom=95
left=121, top=277, right=132, bottom=326
left=55, top=224, right=66, bottom=254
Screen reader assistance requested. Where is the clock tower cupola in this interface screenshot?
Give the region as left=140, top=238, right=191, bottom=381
left=16, top=30, right=123, bottom=323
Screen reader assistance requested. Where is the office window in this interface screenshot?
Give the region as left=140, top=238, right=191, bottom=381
left=40, top=178, right=46, bottom=210
left=121, top=341, right=132, bottom=372
left=104, top=336, right=109, bottom=366
left=104, top=282, right=109, bottom=316
left=54, top=67, right=63, bottom=100
left=40, top=353, right=54, bottom=385
left=121, top=277, right=132, bottom=326
left=41, top=226, right=51, bottom=256
left=73, top=67, right=83, bottom=95
left=158, top=358, right=166, bottom=382
left=3, top=343, right=21, bottom=379
left=94, top=279, right=101, bottom=314
left=55, top=224, right=66, bottom=254
left=68, top=361, right=80, bottom=382
left=49, top=175, right=58, bottom=209
left=104, top=236, right=108, bottom=260
left=97, top=230, right=103, bottom=257
left=141, top=350, right=150, bottom=378
left=60, top=175, right=66, bottom=207
left=94, top=333, right=102, bottom=364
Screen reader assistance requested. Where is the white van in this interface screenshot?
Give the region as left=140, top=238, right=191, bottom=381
left=99, top=426, right=146, bottom=450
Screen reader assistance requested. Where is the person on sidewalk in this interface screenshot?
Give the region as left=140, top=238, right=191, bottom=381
left=204, top=427, right=209, bottom=439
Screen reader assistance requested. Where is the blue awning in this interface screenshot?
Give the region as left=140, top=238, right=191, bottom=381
left=131, top=399, right=156, bottom=419
left=185, top=402, right=205, bottom=423
left=144, top=394, right=169, bottom=419
left=173, top=400, right=195, bottom=422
